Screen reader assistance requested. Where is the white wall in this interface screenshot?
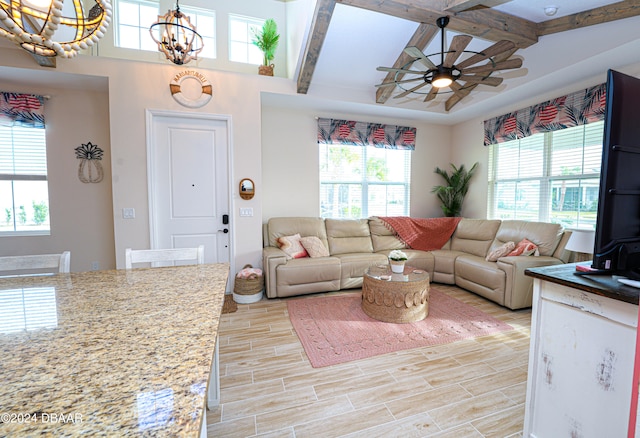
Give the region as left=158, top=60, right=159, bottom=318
left=451, top=117, right=489, bottom=219
left=261, top=104, right=452, bottom=220
left=0, top=73, right=115, bottom=272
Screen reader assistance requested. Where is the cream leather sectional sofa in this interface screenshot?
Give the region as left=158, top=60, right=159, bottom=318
left=262, top=216, right=572, bottom=310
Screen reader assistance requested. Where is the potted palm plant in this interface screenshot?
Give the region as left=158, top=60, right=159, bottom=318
left=252, top=19, right=280, bottom=76
left=431, top=162, right=478, bottom=217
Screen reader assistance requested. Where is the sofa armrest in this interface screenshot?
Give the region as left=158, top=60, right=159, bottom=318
left=496, top=256, right=563, bottom=309
left=263, top=246, right=288, bottom=298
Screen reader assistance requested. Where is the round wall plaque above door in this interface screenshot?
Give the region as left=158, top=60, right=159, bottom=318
left=169, top=70, right=212, bottom=108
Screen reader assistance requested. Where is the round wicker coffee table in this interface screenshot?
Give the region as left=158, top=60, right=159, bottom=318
left=361, top=264, right=430, bottom=323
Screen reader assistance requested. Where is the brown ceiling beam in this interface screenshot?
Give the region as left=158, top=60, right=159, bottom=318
left=336, top=0, right=538, bottom=48
left=537, top=0, right=640, bottom=36
left=376, top=23, right=439, bottom=104
left=296, top=0, right=336, bottom=94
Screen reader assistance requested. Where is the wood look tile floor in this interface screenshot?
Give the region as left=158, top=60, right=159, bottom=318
left=207, top=284, right=532, bottom=438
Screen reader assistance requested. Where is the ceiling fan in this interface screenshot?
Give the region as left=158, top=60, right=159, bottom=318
left=376, top=16, right=525, bottom=111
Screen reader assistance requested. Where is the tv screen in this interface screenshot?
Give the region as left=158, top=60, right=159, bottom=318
left=592, top=69, right=640, bottom=278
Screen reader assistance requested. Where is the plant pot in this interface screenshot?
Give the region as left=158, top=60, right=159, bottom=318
left=389, top=260, right=405, bottom=273
left=258, top=64, right=274, bottom=76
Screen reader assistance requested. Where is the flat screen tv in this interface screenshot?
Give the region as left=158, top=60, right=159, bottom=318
left=591, top=69, right=640, bottom=278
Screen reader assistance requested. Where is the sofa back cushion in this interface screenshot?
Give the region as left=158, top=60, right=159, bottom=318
left=265, top=217, right=328, bottom=249
left=450, top=219, right=501, bottom=257
left=368, top=216, right=407, bottom=252
left=326, top=219, right=374, bottom=255
left=492, top=220, right=563, bottom=257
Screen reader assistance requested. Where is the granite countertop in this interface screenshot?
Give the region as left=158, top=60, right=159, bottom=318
left=526, top=263, right=639, bottom=305
left=0, top=263, right=229, bottom=437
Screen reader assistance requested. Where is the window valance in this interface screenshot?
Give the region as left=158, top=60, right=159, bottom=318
left=0, top=92, right=45, bottom=128
left=317, top=117, right=416, bottom=150
left=483, top=83, right=606, bottom=146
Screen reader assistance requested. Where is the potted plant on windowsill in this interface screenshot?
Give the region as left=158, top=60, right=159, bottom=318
left=252, top=18, right=279, bottom=76
left=431, top=162, right=478, bottom=217
left=388, top=250, right=408, bottom=273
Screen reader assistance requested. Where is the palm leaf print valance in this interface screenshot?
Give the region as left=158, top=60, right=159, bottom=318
left=0, top=92, right=46, bottom=128
left=317, top=118, right=416, bottom=150
left=484, top=83, right=606, bottom=146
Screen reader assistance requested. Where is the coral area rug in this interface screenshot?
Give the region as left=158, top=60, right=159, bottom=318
left=287, top=289, right=513, bottom=368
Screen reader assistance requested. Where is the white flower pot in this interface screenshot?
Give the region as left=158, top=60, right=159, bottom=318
left=390, top=261, right=405, bottom=273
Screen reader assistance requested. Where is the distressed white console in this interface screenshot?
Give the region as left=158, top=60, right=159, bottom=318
left=524, top=264, right=639, bottom=438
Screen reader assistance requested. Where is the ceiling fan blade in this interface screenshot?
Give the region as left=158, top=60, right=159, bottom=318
left=404, top=46, right=436, bottom=70
left=377, top=66, right=425, bottom=75
left=443, top=35, right=472, bottom=68
left=424, top=86, right=438, bottom=102
left=448, top=81, right=468, bottom=99
left=445, top=84, right=476, bottom=111
left=375, top=76, right=424, bottom=88
left=462, top=58, right=523, bottom=75
left=394, top=81, right=430, bottom=98
left=458, top=75, right=503, bottom=86
left=455, top=40, right=516, bottom=70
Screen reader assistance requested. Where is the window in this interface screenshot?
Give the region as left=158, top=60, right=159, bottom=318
left=487, top=122, right=604, bottom=229
left=116, top=0, right=159, bottom=51
left=0, top=124, right=50, bottom=235
left=320, top=144, right=411, bottom=219
left=228, top=14, right=264, bottom=64
left=180, top=6, right=216, bottom=59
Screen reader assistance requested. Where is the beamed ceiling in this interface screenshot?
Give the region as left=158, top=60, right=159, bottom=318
left=293, top=0, right=640, bottom=120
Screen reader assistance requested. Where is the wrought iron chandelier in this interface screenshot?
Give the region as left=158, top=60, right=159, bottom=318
left=149, top=0, right=203, bottom=65
left=0, top=0, right=112, bottom=58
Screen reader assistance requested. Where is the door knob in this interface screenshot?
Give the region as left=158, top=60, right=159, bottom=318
left=218, top=228, right=229, bottom=233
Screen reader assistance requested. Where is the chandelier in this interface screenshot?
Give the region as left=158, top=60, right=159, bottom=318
left=0, top=0, right=112, bottom=58
left=149, top=0, right=203, bottom=65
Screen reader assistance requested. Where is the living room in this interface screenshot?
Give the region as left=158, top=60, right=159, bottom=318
left=0, top=0, right=640, bottom=436
left=1, top=0, right=639, bottom=274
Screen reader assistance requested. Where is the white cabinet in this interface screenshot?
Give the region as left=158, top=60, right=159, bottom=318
left=524, top=277, right=638, bottom=438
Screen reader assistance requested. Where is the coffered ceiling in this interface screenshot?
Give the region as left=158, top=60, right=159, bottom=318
left=292, top=0, right=640, bottom=122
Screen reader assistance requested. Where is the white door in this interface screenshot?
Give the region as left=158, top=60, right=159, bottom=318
left=147, top=110, right=231, bottom=275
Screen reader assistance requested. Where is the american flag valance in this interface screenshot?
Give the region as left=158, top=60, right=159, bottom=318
left=317, top=117, right=416, bottom=150
left=483, top=83, right=606, bottom=146
left=0, top=92, right=45, bottom=128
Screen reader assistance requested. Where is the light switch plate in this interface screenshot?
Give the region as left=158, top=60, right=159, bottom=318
left=239, top=207, right=253, bottom=217
left=122, top=208, right=135, bottom=219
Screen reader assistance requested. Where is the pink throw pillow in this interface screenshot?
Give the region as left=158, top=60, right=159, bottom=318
left=485, top=241, right=515, bottom=262
left=277, top=234, right=309, bottom=259
left=300, top=236, right=330, bottom=258
left=508, top=238, right=539, bottom=256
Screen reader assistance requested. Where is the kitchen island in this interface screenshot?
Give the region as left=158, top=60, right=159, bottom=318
left=0, top=263, right=229, bottom=437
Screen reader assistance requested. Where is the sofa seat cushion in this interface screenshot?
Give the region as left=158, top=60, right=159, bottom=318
left=336, top=253, right=388, bottom=289
left=455, top=255, right=506, bottom=305
left=275, top=257, right=341, bottom=297
left=429, top=249, right=466, bottom=284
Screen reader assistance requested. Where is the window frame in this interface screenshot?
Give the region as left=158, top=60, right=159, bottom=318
left=487, top=121, right=604, bottom=229
left=114, top=0, right=160, bottom=52
left=319, top=143, right=412, bottom=219
left=0, top=123, right=50, bottom=236
left=228, top=14, right=265, bottom=65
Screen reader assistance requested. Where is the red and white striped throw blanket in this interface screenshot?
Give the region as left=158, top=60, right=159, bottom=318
left=378, top=216, right=462, bottom=251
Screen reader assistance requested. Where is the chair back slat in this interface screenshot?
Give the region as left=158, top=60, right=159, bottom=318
left=125, top=246, right=204, bottom=269
left=0, top=251, right=71, bottom=275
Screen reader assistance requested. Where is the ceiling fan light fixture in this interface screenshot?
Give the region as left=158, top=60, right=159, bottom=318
left=431, top=65, right=454, bottom=88
left=432, top=72, right=453, bottom=88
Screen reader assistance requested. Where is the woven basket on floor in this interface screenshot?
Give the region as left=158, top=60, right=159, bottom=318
left=233, top=264, right=264, bottom=296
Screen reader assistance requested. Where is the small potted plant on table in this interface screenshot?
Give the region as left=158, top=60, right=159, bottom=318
left=388, top=250, right=408, bottom=273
